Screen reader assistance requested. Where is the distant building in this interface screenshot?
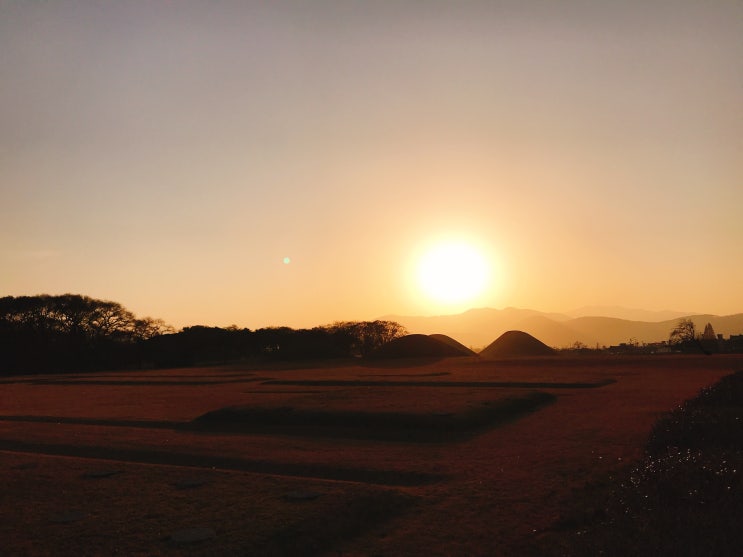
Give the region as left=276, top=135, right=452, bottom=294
left=647, top=341, right=672, bottom=354
left=728, top=335, right=743, bottom=353
left=702, top=323, right=717, bottom=340
left=589, top=330, right=743, bottom=355
left=697, top=322, right=721, bottom=353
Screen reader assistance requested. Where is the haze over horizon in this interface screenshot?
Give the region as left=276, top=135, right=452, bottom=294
left=2, top=1, right=741, bottom=330
left=389, top=304, right=702, bottom=323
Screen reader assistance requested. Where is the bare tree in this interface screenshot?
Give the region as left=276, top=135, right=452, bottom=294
left=669, top=318, right=696, bottom=345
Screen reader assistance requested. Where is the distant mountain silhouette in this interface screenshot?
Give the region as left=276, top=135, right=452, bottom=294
left=564, top=306, right=693, bottom=322
left=368, top=334, right=475, bottom=359
left=480, top=331, right=556, bottom=358
left=383, top=308, right=743, bottom=349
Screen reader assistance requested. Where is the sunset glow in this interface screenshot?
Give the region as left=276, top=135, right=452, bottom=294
left=1, top=2, right=741, bottom=328
left=417, top=242, right=491, bottom=306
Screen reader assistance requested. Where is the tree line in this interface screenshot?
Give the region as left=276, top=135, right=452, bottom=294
left=0, top=294, right=407, bottom=374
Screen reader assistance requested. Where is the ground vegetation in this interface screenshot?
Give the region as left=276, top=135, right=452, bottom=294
left=533, top=369, right=743, bottom=556
left=1, top=355, right=740, bottom=555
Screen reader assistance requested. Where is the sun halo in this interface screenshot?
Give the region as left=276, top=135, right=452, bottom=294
left=415, top=241, right=492, bottom=308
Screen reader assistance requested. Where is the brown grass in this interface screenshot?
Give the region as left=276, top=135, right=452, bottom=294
left=1, top=354, right=741, bottom=555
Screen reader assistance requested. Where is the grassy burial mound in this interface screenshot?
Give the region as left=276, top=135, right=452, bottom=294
left=368, top=333, right=475, bottom=359
left=192, top=391, right=555, bottom=442
left=479, top=330, right=556, bottom=359
left=427, top=334, right=477, bottom=356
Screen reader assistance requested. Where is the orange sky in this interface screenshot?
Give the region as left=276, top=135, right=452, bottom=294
left=2, top=2, right=742, bottom=329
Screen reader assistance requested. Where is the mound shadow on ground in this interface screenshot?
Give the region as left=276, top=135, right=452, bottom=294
left=191, top=391, right=556, bottom=442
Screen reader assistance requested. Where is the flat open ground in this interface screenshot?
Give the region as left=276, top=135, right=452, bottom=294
left=1, top=354, right=741, bottom=555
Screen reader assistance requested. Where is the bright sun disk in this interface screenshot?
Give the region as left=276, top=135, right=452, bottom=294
left=416, top=241, right=490, bottom=305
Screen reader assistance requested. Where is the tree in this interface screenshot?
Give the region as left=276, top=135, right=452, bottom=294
left=133, top=317, right=174, bottom=341
left=669, top=318, right=696, bottom=345
left=87, top=300, right=136, bottom=340
left=0, top=294, right=172, bottom=373
left=324, top=320, right=407, bottom=357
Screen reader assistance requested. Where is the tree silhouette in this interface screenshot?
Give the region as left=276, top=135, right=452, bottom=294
left=0, top=294, right=172, bottom=372
left=669, top=318, right=714, bottom=355
left=324, top=320, right=407, bottom=356
left=669, top=318, right=696, bottom=345
left=0, top=294, right=409, bottom=372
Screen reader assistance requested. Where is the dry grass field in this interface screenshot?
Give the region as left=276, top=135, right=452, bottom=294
left=1, top=354, right=741, bottom=556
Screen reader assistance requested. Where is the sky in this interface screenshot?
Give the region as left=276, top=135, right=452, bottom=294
left=2, top=1, right=742, bottom=330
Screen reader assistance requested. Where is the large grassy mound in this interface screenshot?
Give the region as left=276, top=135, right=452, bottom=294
left=427, top=334, right=477, bottom=356
left=479, top=330, right=555, bottom=358
left=369, top=334, right=475, bottom=359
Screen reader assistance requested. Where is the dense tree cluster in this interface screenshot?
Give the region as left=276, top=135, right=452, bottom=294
left=0, top=294, right=407, bottom=374
left=0, top=294, right=172, bottom=372
left=145, top=320, right=407, bottom=368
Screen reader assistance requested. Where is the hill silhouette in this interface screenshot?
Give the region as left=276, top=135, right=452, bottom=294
left=369, top=334, right=475, bottom=359
left=427, top=334, right=477, bottom=356
left=479, top=330, right=556, bottom=358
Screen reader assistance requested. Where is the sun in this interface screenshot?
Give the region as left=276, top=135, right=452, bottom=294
left=416, top=241, right=491, bottom=306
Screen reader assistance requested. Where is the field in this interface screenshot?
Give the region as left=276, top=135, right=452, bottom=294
left=1, top=354, right=741, bottom=556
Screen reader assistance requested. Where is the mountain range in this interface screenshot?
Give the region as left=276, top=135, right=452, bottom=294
left=383, top=307, right=743, bottom=350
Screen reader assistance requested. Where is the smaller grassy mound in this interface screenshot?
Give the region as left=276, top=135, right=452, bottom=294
left=192, top=391, right=555, bottom=442
left=479, top=330, right=555, bottom=359
left=368, top=334, right=474, bottom=359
